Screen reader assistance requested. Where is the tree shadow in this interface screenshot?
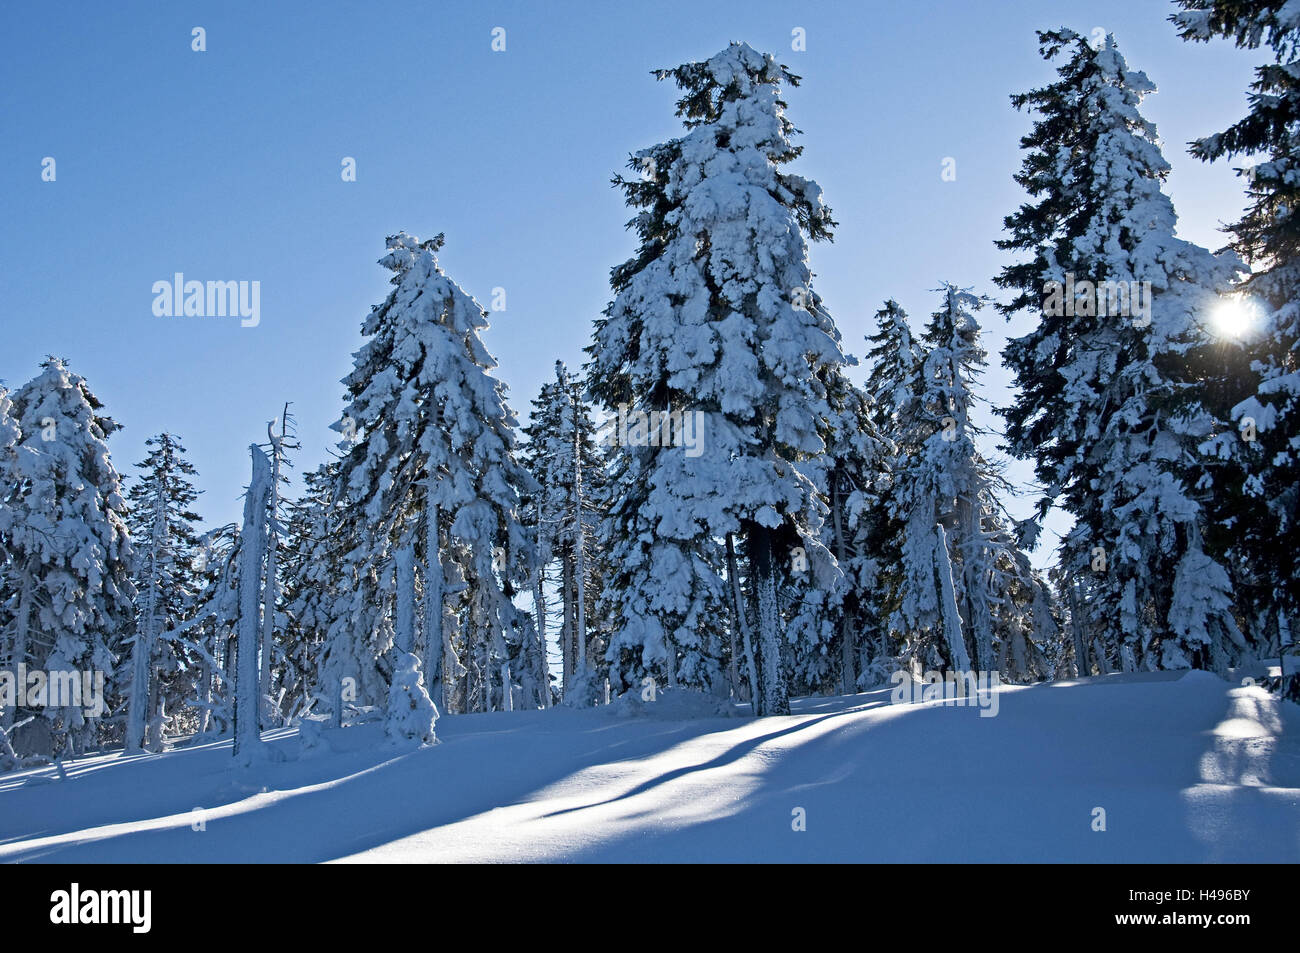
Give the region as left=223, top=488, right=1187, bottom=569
left=0, top=707, right=773, bottom=862
left=1180, top=680, right=1300, bottom=862
left=539, top=713, right=844, bottom=819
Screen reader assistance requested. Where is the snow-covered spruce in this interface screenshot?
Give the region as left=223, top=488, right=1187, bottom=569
left=995, top=29, right=1247, bottom=674
left=897, top=287, right=1049, bottom=677
left=0, top=386, right=27, bottom=769
left=590, top=43, right=844, bottom=715
left=124, top=433, right=204, bottom=753
left=179, top=521, right=241, bottom=737
left=794, top=362, right=891, bottom=694
left=850, top=301, right=926, bottom=680
left=279, top=460, right=343, bottom=722
left=333, top=233, right=536, bottom=718
left=1173, top=0, right=1300, bottom=676
left=521, top=361, right=608, bottom=704
left=0, top=359, right=134, bottom=759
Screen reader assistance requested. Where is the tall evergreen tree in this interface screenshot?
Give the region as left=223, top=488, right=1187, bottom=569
left=521, top=362, right=608, bottom=702
left=803, top=364, right=891, bottom=694
left=124, top=433, right=203, bottom=752
left=280, top=459, right=344, bottom=719
left=864, top=300, right=927, bottom=442
left=0, top=385, right=20, bottom=527
left=0, top=359, right=135, bottom=757
left=893, top=286, right=1049, bottom=677
left=995, top=30, right=1247, bottom=673
left=1173, top=0, right=1300, bottom=667
left=183, top=522, right=240, bottom=736
left=0, top=385, right=24, bottom=765
left=855, top=300, right=928, bottom=677
left=335, top=232, right=536, bottom=718
left=590, top=42, right=843, bottom=715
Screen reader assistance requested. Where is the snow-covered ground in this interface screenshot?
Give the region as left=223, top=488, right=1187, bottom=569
left=1, top=670, right=1297, bottom=863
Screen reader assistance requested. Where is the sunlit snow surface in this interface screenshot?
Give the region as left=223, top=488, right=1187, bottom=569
left=1, top=671, right=1296, bottom=862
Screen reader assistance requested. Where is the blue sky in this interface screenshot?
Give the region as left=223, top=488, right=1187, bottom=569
left=0, top=1, right=1260, bottom=560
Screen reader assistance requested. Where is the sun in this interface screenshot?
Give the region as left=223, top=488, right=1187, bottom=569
left=1210, top=295, right=1262, bottom=340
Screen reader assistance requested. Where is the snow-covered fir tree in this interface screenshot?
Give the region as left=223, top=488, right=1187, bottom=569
left=0, top=358, right=135, bottom=758
left=1174, top=0, right=1300, bottom=677
left=854, top=300, right=929, bottom=678
left=182, top=522, right=240, bottom=737
left=0, top=385, right=19, bottom=509
left=802, top=364, right=892, bottom=693
left=864, top=300, right=927, bottom=442
left=894, top=286, right=1049, bottom=678
left=995, top=29, right=1248, bottom=674
left=124, top=433, right=203, bottom=752
left=521, top=361, right=608, bottom=703
left=0, top=385, right=26, bottom=767
left=590, top=43, right=844, bottom=715
left=280, top=459, right=344, bottom=720
left=334, top=232, right=536, bottom=718
left=588, top=114, right=730, bottom=703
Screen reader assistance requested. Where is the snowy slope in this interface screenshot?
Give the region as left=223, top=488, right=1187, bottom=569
left=1, top=671, right=1297, bottom=863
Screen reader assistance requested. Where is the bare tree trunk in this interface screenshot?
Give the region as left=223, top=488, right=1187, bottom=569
left=726, top=534, right=756, bottom=705
left=959, top=497, right=994, bottom=673
left=725, top=621, right=741, bottom=700
left=224, top=630, right=238, bottom=712
left=129, top=501, right=164, bottom=752
left=935, top=523, right=971, bottom=674
left=1069, top=576, right=1088, bottom=677
left=423, top=496, right=445, bottom=714
left=831, top=475, right=855, bottom=694
left=747, top=524, right=789, bottom=716
left=233, top=446, right=272, bottom=763
left=198, top=652, right=212, bottom=735
left=146, top=670, right=164, bottom=752
left=395, top=545, right=416, bottom=654
left=461, top=606, right=471, bottom=715
left=476, top=593, right=490, bottom=713
left=572, top=395, right=587, bottom=675
left=2, top=574, right=33, bottom=733
left=561, top=553, right=574, bottom=697
left=533, top=562, right=550, bottom=708
left=1279, top=604, right=1292, bottom=681
left=259, top=411, right=293, bottom=729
